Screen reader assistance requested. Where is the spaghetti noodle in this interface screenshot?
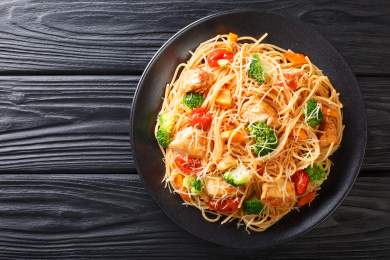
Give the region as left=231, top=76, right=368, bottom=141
left=154, top=33, right=343, bottom=232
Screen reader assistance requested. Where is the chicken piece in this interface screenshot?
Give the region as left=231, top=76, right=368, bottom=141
left=261, top=179, right=296, bottom=207
left=169, top=127, right=207, bottom=158
left=183, top=68, right=214, bottom=94
left=215, top=88, right=233, bottom=108
left=216, top=155, right=237, bottom=172
left=319, top=116, right=338, bottom=147
left=241, top=99, right=280, bottom=127
left=205, top=176, right=240, bottom=198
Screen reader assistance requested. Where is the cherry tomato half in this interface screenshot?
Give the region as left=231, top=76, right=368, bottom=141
left=190, top=107, right=213, bottom=131
left=207, top=49, right=234, bottom=68
left=174, top=154, right=201, bottom=175
left=292, top=170, right=309, bottom=195
left=208, top=197, right=240, bottom=214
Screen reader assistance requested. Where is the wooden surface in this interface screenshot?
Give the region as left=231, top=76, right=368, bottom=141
left=0, top=0, right=388, bottom=259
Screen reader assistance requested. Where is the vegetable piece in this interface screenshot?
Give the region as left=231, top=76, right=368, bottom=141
left=292, top=170, right=309, bottom=195
left=284, top=51, right=307, bottom=65
left=182, top=92, right=204, bottom=109
left=248, top=54, right=265, bottom=84
left=207, top=49, right=234, bottom=68
left=174, top=154, right=201, bottom=175
left=155, top=113, right=175, bottom=148
left=256, top=166, right=264, bottom=176
left=228, top=32, right=238, bottom=43
left=190, top=107, right=213, bottom=130
left=222, top=164, right=251, bottom=186
left=183, top=176, right=203, bottom=195
left=283, top=71, right=303, bottom=90
left=305, top=163, right=327, bottom=186
left=304, top=99, right=323, bottom=127
left=292, top=128, right=307, bottom=141
left=227, top=32, right=238, bottom=52
left=217, top=59, right=230, bottom=67
left=215, top=88, right=232, bottom=108
left=191, top=179, right=203, bottom=194
left=221, top=130, right=245, bottom=143
left=173, top=174, right=190, bottom=202
left=297, top=191, right=317, bottom=207
left=248, top=122, right=278, bottom=156
left=244, top=197, right=264, bottom=214
left=208, top=197, right=240, bottom=213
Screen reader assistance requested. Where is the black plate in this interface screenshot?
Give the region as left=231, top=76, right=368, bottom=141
left=130, top=11, right=367, bottom=249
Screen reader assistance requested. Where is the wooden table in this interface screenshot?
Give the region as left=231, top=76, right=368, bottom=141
left=0, top=1, right=388, bottom=259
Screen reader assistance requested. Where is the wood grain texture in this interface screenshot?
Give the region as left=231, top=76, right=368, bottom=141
left=0, top=0, right=388, bottom=74
left=0, top=76, right=387, bottom=173
left=0, top=76, right=134, bottom=173
left=0, top=174, right=387, bottom=259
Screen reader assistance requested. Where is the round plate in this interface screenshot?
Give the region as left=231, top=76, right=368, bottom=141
left=130, top=11, right=367, bottom=249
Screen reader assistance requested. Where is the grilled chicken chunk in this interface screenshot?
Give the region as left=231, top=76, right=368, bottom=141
left=241, top=99, right=280, bottom=127
left=169, top=127, right=207, bottom=158
left=205, top=176, right=240, bottom=199
left=183, top=68, right=214, bottom=94
left=261, top=179, right=296, bottom=207
left=319, top=116, right=338, bottom=147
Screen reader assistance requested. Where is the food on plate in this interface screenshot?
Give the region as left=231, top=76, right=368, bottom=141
left=155, top=33, right=344, bottom=232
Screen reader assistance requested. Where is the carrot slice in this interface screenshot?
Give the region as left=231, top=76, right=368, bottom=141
left=292, top=128, right=308, bottom=141
left=284, top=51, right=307, bottom=65
left=322, top=104, right=338, bottom=118
left=228, top=32, right=238, bottom=43
left=173, top=174, right=190, bottom=202
left=221, top=130, right=245, bottom=142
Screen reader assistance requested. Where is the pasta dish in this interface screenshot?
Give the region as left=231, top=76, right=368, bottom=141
left=154, top=33, right=343, bottom=232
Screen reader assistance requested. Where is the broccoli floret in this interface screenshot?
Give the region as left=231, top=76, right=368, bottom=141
left=305, top=163, right=326, bottom=186
left=155, top=113, right=175, bottom=148
left=244, top=197, right=264, bottom=214
left=183, top=176, right=203, bottom=195
left=248, top=54, right=265, bottom=84
left=191, top=179, right=203, bottom=194
left=304, top=99, right=323, bottom=127
left=223, top=164, right=251, bottom=186
left=248, top=122, right=278, bottom=156
left=182, top=92, right=204, bottom=109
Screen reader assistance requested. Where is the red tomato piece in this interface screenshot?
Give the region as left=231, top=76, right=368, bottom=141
left=208, top=197, right=240, bottom=213
left=297, top=191, right=316, bottom=207
left=190, top=107, right=213, bottom=130
left=257, top=166, right=264, bottom=176
left=292, top=170, right=309, bottom=195
left=283, top=71, right=303, bottom=90
left=207, top=49, right=234, bottom=68
left=174, top=154, right=201, bottom=175
left=286, top=78, right=297, bottom=90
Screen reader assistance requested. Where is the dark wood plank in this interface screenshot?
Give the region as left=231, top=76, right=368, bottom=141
left=0, top=76, right=387, bottom=173
left=0, top=0, right=389, bottom=74
left=0, top=76, right=134, bottom=173
left=360, top=77, right=390, bottom=170
left=0, top=174, right=387, bottom=259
